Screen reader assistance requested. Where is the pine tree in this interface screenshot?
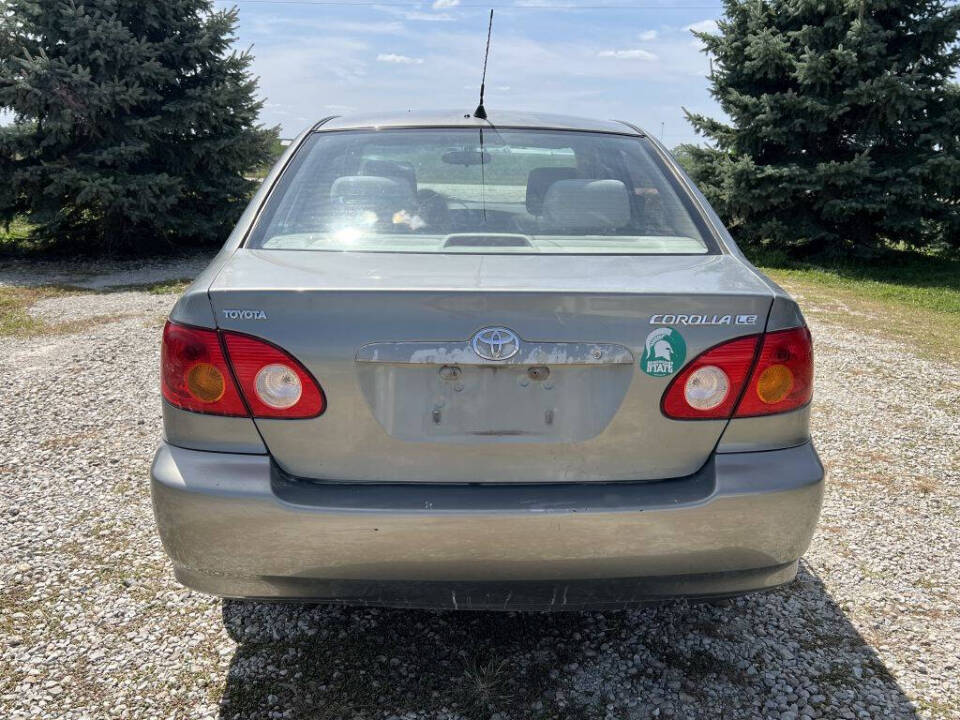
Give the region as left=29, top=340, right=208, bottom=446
left=0, top=0, right=277, bottom=252
left=683, top=0, right=960, bottom=258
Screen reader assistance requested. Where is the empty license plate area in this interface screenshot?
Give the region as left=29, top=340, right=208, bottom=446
left=356, top=341, right=634, bottom=443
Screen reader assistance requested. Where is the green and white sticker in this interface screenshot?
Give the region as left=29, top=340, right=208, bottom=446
left=641, top=327, right=686, bottom=377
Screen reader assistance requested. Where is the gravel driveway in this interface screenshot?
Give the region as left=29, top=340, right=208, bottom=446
left=1, top=257, right=957, bottom=720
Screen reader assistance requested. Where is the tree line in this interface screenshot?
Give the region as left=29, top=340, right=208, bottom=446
left=676, top=0, right=960, bottom=260
left=1, top=0, right=958, bottom=258
left=0, top=0, right=276, bottom=253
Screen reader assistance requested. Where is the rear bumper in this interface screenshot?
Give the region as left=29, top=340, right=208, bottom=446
left=150, top=442, right=824, bottom=610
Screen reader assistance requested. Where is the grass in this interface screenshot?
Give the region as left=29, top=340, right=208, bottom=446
left=756, top=248, right=960, bottom=362
left=112, top=278, right=192, bottom=295
left=0, top=279, right=185, bottom=337
left=916, top=698, right=960, bottom=720
left=756, top=249, right=960, bottom=314
left=0, top=216, right=35, bottom=248
left=458, top=657, right=513, bottom=713
left=0, top=286, right=76, bottom=336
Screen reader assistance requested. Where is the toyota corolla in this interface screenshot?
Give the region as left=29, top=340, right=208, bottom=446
left=150, top=110, right=823, bottom=610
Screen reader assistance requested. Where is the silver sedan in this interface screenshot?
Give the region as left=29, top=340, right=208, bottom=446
left=150, top=110, right=823, bottom=610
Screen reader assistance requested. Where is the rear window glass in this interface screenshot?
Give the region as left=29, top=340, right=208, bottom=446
left=246, top=128, right=714, bottom=255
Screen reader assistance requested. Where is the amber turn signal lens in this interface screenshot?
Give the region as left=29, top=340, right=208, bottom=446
left=186, top=362, right=226, bottom=403
left=756, top=364, right=793, bottom=404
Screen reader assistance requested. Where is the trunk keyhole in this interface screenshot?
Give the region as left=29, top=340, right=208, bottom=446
left=527, top=366, right=550, bottom=381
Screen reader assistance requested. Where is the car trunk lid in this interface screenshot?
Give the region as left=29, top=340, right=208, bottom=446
left=209, top=249, right=774, bottom=483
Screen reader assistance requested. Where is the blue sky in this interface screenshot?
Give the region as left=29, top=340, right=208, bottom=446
left=218, top=0, right=725, bottom=146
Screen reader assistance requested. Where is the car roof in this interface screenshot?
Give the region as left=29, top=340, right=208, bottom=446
left=316, top=110, right=645, bottom=136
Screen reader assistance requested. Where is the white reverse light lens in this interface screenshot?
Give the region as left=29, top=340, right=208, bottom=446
left=684, top=365, right=730, bottom=411
left=255, top=364, right=302, bottom=409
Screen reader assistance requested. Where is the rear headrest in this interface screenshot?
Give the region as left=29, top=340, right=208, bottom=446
left=526, top=167, right=579, bottom=215
left=360, top=159, right=417, bottom=193
left=329, top=176, right=415, bottom=219
left=541, top=179, right=630, bottom=231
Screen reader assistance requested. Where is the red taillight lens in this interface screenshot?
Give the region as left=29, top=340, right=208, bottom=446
left=161, top=322, right=248, bottom=416
left=736, top=326, right=813, bottom=417
left=222, top=332, right=326, bottom=419
left=662, top=335, right=760, bottom=419
left=660, top=326, right=813, bottom=420
left=162, top=321, right=326, bottom=419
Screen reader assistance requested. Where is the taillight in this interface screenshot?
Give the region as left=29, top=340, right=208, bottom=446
left=735, top=326, right=813, bottom=417
left=161, top=321, right=326, bottom=419
left=661, top=326, right=813, bottom=420
left=161, top=322, right=248, bottom=416
left=661, top=335, right=760, bottom=419
left=222, top=332, right=326, bottom=419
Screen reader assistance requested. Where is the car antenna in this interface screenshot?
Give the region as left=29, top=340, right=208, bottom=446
left=473, top=9, right=494, bottom=120
left=479, top=125, right=487, bottom=221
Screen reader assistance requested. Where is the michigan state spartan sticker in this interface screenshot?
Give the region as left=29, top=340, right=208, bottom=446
left=641, top=327, right=687, bottom=377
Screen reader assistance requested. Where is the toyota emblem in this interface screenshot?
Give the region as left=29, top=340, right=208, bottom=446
left=471, top=327, right=520, bottom=361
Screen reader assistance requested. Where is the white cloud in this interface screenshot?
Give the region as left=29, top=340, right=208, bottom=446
left=685, top=19, right=719, bottom=34
left=432, top=0, right=459, bottom=8
left=255, top=37, right=369, bottom=86
left=375, top=5, right=456, bottom=21
left=638, top=30, right=658, bottom=41
left=250, top=16, right=404, bottom=35
left=246, top=24, right=721, bottom=145
left=376, top=53, right=425, bottom=64
left=597, top=49, right=658, bottom=61
left=326, top=20, right=405, bottom=35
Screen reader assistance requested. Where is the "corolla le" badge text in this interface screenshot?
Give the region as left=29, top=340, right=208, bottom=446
left=650, top=313, right=758, bottom=326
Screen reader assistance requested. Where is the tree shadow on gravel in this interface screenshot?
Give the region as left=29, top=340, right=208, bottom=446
left=217, top=564, right=919, bottom=720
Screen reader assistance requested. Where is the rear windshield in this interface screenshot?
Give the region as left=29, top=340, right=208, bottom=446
left=246, top=128, right=715, bottom=255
